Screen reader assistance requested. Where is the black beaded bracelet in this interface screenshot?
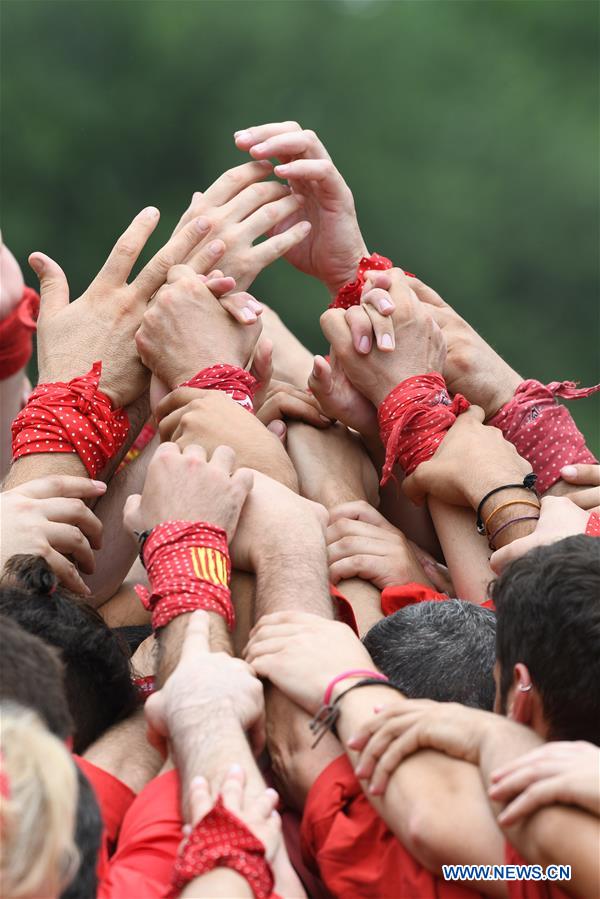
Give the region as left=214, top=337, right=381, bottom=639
left=309, top=678, right=404, bottom=748
left=476, top=473, right=538, bottom=535
left=134, top=528, right=153, bottom=568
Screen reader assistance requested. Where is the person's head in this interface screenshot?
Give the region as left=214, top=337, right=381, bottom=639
left=0, top=703, right=79, bottom=899
left=492, top=534, right=600, bottom=743
left=363, top=599, right=497, bottom=710
left=0, top=615, right=73, bottom=740
left=0, top=555, right=137, bottom=752
left=60, top=768, right=102, bottom=899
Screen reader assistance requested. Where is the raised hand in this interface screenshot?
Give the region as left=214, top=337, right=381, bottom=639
left=308, top=352, right=379, bottom=441
left=409, top=277, right=522, bottom=419
left=30, top=208, right=218, bottom=407
left=0, top=475, right=105, bottom=594
left=135, top=263, right=262, bottom=390
left=320, top=269, right=446, bottom=406
left=124, top=442, right=253, bottom=541
left=234, top=122, right=368, bottom=294
left=174, top=160, right=311, bottom=292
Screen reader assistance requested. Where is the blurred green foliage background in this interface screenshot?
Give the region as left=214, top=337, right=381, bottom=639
left=2, top=0, right=598, bottom=449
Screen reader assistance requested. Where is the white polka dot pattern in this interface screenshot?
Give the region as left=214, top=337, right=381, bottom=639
left=135, top=520, right=234, bottom=631
left=169, top=797, right=274, bottom=899
left=488, top=380, right=600, bottom=494
left=181, top=364, right=259, bottom=413
left=11, top=361, right=129, bottom=477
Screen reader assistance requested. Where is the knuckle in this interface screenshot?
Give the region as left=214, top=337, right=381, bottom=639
left=116, top=239, right=138, bottom=259
left=303, top=128, right=317, bottom=142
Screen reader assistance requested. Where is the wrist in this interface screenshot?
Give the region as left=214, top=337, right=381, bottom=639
left=484, top=369, right=523, bottom=421
left=325, top=241, right=370, bottom=296
left=168, top=696, right=237, bottom=741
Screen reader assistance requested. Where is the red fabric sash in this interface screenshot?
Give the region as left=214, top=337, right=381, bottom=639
left=181, top=364, right=258, bottom=413
left=0, top=286, right=40, bottom=380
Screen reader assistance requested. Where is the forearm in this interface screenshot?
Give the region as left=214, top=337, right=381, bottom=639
left=336, top=578, right=382, bottom=635
left=83, top=709, right=163, bottom=794
left=171, top=701, right=265, bottom=822
left=181, top=869, right=253, bottom=898
left=428, top=501, right=493, bottom=602
left=0, top=368, right=27, bottom=481
left=336, top=687, right=506, bottom=895
left=4, top=451, right=87, bottom=488
left=157, top=612, right=232, bottom=686
left=478, top=724, right=599, bottom=898
left=254, top=540, right=333, bottom=619
left=84, top=433, right=159, bottom=606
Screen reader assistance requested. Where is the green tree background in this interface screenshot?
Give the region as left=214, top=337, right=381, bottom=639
left=2, top=0, right=598, bottom=450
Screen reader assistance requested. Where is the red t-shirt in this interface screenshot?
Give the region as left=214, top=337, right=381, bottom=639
left=98, top=769, right=182, bottom=898
left=504, top=844, right=571, bottom=899
left=301, top=754, right=485, bottom=899
left=73, top=755, right=136, bottom=880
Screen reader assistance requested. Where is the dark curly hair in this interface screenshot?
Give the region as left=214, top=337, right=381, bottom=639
left=0, top=555, right=137, bottom=752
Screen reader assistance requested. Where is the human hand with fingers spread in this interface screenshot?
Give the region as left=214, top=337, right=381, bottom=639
left=174, top=160, right=311, bottom=293
left=0, top=475, right=105, bottom=594
left=30, top=208, right=219, bottom=408
left=123, top=441, right=253, bottom=541
left=245, top=610, right=376, bottom=715
left=135, top=264, right=262, bottom=391
left=320, top=269, right=446, bottom=407
left=408, top=277, right=522, bottom=419
left=234, top=122, right=368, bottom=294
left=489, top=741, right=600, bottom=825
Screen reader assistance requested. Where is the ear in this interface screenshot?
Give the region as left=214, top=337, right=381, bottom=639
left=506, top=662, right=534, bottom=726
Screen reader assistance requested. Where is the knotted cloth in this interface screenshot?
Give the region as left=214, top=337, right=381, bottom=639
left=168, top=797, right=274, bottom=899
left=329, top=254, right=394, bottom=309
left=11, top=361, right=129, bottom=477
left=135, top=520, right=234, bottom=631
left=0, top=286, right=40, bottom=380
left=181, top=364, right=259, bottom=413
left=488, top=380, right=600, bottom=493
left=377, top=372, right=470, bottom=485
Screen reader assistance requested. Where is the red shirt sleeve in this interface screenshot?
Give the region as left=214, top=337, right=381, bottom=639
left=98, top=769, right=182, bottom=899
left=301, top=754, right=483, bottom=899
left=73, top=755, right=135, bottom=881
left=504, top=844, right=572, bottom=899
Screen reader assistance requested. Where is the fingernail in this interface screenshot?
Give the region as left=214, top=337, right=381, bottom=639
left=241, top=308, right=257, bottom=322
left=229, top=763, right=242, bottom=774
left=194, top=217, right=211, bottom=233
left=191, top=775, right=207, bottom=787
left=347, top=736, right=357, bottom=747
left=354, top=765, right=365, bottom=777
left=359, top=336, right=370, bottom=353
left=235, top=130, right=251, bottom=142
left=380, top=334, right=393, bottom=349
left=319, top=414, right=331, bottom=424
left=142, top=206, right=160, bottom=219
left=299, top=221, right=312, bottom=234
left=269, top=420, right=286, bottom=437
left=560, top=465, right=577, bottom=477
left=252, top=141, right=266, bottom=153
left=380, top=298, right=394, bottom=312
left=276, top=164, right=289, bottom=175
left=29, top=256, right=44, bottom=274
left=247, top=298, right=263, bottom=313
left=265, top=788, right=279, bottom=800
left=82, top=583, right=92, bottom=596
left=208, top=240, right=224, bottom=254
left=294, top=193, right=306, bottom=205
left=373, top=704, right=385, bottom=713
left=92, top=480, right=107, bottom=491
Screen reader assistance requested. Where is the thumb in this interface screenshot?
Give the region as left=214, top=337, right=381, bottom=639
left=464, top=404, right=485, bottom=424
left=123, top=494, right=142, bottom=533
left=308, top=355, right=333, bottom=399
left=29, top=253, right=70, bottom=315
left=267, top=420, right=287, bottom=443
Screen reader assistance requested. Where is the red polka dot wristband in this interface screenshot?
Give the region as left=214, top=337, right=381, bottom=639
left=487, top=380, right=599, bottom=494
left=586, top=512, right=600, bottom=537
left=11, top=361, right=129, bottom=477
left=0, top=286, right=40, bottom=381
left=181, top=364, right=259, bottom=413
left=168, top=797, right=274, bottom=899
left=135, top=520, right=234, bottom=631
left=330, top=253, right=394, bottom=309
left=377, top=372, right=470, bottom=485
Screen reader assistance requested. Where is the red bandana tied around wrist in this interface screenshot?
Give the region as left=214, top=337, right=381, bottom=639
left=181, top=364, right=258, bottom=413
left=135, top=520, right=234, bottom=631
left=378, top=372, right=470, bottom=485
left=586, top=512, right=600, bottom=538
left=169, top=797, right=274, bottom=899
left=11, top=362, right=129, bottom=477
left=0, top=286, right=40, bottom=380
left=330, top=254, right=394, bottom=309
left=488, top=380, right=600, bottom=494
